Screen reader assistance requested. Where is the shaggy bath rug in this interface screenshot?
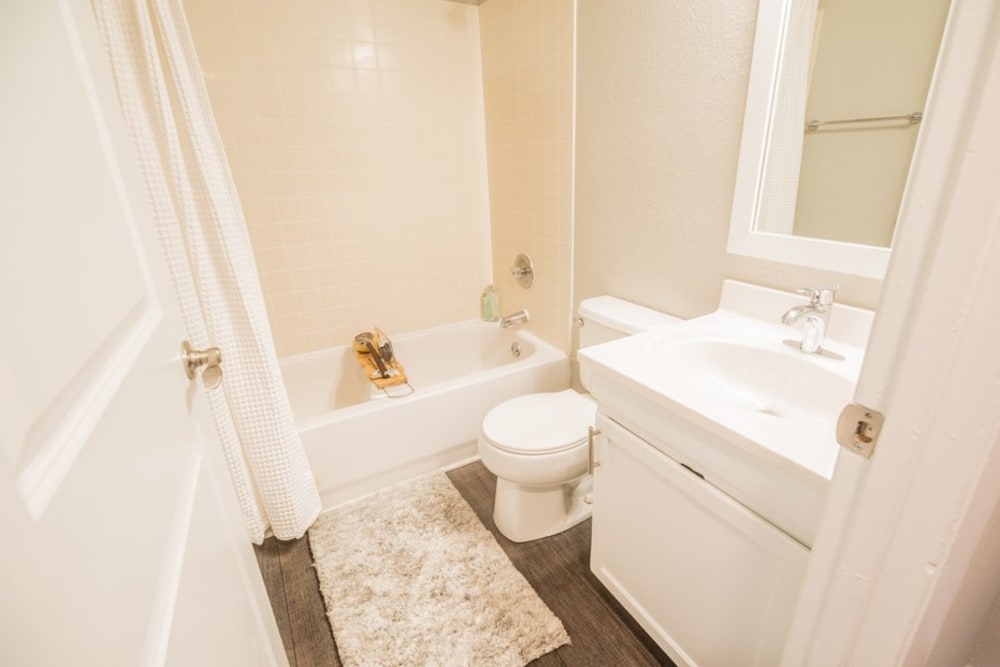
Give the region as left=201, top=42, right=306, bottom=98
left=308, top=472, right=570, bottom=667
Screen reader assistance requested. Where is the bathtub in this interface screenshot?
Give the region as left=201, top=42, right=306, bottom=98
left=281, top=320, right=570, bottom=508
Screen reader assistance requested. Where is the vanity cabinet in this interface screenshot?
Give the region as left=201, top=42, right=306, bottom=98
left=591, top=413, right=808, bottom=667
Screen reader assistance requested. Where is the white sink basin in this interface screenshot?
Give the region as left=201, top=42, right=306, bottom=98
left=579, top=280, right=874, bottom=546
left=658, top=338, right=852, bottom=418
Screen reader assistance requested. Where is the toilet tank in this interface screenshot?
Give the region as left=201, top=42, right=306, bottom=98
left=578, top=296, right=681, bottom=390
left=578, top=296, right=680, bottom=348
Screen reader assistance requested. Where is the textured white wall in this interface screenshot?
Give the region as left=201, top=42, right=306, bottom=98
left=574, top=0, right=883, bottom=325
left=967, top=595, right=1000, bottom=666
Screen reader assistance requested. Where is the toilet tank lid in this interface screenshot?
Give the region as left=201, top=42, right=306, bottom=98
left=578, top=296, right=681, bottom=334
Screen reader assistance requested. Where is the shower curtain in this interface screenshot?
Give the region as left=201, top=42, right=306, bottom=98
left=91, top=0, right=321, bottom=543
left=757, top=0, right=819, bottom=235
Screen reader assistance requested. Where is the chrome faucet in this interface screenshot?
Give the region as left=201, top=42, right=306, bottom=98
left=499, top=309, right=530, bottom=329
left=781, top=285, right=837, bottom=353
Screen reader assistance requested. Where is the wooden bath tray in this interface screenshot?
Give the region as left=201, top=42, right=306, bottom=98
left=353, top=331, right=414, bottom=398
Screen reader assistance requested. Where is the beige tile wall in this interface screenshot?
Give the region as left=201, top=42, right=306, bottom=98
left=185, top=0, right=493, bottom=357
left=479, top=0, right=575, bottom=353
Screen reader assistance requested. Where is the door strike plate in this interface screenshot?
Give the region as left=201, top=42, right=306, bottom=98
left=837, top=403, right=885, bottom=458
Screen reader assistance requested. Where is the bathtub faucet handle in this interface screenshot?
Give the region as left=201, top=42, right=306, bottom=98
left=499, top=309, right=529, bottom=329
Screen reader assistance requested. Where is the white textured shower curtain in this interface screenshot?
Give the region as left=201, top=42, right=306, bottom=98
left=92, top=0, right=320, bottom=542
left=757, top=0, right=819, bottom=235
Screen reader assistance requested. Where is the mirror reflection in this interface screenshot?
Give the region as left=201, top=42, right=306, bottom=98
left=756, top=0, right=951, bottom=248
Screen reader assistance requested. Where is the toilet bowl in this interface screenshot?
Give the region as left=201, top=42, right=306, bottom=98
left=478, top=389, right=596, bottom=543
left=478, top=296, right=680, bottom=543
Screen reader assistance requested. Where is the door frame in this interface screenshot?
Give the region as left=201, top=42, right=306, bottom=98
left=781, top=2, right=1000, bottom=664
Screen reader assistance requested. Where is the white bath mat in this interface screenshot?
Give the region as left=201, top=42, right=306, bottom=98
left=308, top=472, right=570, bottom=666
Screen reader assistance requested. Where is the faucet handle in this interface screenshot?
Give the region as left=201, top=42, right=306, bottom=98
left=797, top=284, right=839, bottom=307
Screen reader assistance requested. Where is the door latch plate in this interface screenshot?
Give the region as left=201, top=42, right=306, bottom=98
left=837, top=403, right=884, bottom=458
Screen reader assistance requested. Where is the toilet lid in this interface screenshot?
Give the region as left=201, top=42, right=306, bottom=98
left=482, top=390, right=597, bottom=455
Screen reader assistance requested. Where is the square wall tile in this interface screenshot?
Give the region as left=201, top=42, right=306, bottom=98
left=480, top=0, right=575, bottom=353
left=187, top=0, right=493, bottom=357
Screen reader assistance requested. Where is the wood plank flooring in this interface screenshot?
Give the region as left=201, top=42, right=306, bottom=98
left=253, top=531, right=340, bottom=666
left=254, top=461, right=673, bottom=666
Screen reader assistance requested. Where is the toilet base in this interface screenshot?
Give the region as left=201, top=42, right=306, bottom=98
left=492, top=475, right=593, bottom=543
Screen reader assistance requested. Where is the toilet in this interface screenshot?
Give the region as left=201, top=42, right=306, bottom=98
left=478, top=296, right=680, bottom=542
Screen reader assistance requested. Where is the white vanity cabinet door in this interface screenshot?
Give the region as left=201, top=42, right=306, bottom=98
left=591, top=414, right=808, bottom=667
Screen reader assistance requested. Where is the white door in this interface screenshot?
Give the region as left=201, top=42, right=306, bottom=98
left=780, top=2, right=1000, bottom=664
left=0, top=2, right=285, bottom=665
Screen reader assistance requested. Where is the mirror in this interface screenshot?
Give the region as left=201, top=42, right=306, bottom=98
left=728, top=0, right=951, bottom=279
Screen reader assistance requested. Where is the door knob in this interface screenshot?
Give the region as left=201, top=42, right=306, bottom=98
left=181, top=341, right=223, bottom=389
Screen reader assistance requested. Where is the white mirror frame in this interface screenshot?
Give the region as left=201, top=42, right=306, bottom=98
left=727, top=0, right=891, bottom=280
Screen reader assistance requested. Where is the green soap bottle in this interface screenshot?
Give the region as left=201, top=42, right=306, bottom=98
left=481, top=284, right=499, bottom=322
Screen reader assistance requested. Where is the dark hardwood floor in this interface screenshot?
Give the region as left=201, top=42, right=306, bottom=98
left=254, top=461, right=673, bottom=666
left=252, top=530, right=340, bottom=666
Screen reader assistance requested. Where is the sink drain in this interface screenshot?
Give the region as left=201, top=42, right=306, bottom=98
left=510, top=341, right=521, bottom=358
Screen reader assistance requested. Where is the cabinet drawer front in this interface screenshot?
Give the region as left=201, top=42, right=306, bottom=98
left=591, top=415, right=808, bottom=667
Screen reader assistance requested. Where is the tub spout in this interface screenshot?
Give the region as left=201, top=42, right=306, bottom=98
left=500, top=309, right=530, bottom=329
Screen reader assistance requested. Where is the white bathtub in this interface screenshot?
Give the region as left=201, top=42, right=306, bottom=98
left=280, top=320, right=570, bottom=508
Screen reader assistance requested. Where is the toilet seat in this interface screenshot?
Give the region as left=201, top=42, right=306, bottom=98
left=478, top=390, right=598, bottom=542
left=481, top=390, right=596, bottom=456
left=478, top=296, right=679, bottom=542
